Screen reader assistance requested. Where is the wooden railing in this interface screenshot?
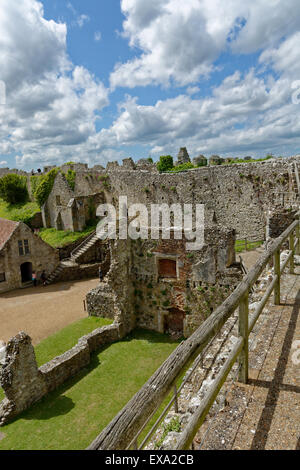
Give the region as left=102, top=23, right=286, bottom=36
left=87, top=214, right=300, bottom=451
left=70, top=230, right=96, bottom=259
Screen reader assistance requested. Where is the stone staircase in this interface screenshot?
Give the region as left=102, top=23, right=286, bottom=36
left=44, top=231, right=104, bottom=286
left=44, top=263, right=64, bottom=286
left=70, top=231, right=98, bottom=263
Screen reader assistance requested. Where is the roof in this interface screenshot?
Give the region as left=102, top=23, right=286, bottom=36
left=0, top=218, right=19, bottom=251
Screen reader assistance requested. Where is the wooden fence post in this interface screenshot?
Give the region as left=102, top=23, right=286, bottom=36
left=296, top=222, right=300, bottom=256
left=289, top=232, right=295, bottom=274
left=274, top=249, right=280, bottom=305
left=238, top=294, right=249, bottom=384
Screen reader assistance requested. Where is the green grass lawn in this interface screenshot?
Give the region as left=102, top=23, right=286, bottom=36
left=235, top=239, right=264, bottom=253
left=38, top=225, right=97, bottom=248
left=0, top=319, right=179, bottom=450
left=0, top=198, right=40, bottom=224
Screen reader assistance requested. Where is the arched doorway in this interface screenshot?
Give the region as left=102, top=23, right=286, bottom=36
left=164, top=308, right=185, bottom=337
left=20, top=262, right=32, bottom=283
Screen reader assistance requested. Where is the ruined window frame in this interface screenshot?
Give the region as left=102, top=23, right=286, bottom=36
left=0, top=272, right=6, bottom=282
left=154, top=253, right=180, bottom=280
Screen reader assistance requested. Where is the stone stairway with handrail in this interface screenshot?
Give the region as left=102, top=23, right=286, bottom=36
left=44, top=231, right=102, bottom=286
left=70, top=230, right=99, bottom=263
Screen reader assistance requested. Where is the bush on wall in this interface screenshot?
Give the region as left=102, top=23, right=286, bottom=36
left=33, top=168, right=59, bottom=207
left=0, top=174, right=29, bottom=204
left=157, top=155, right=174, bottom=172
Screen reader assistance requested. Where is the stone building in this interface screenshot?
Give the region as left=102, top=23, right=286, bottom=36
left=86, top=224, right=242, bottom=338
left=42, top=172, right=105, bottom=232
left=0, top=218, right=59, bottom=293
left=192, top=155, right=207, bottom=167
left=176, top=147, right=191, bottom=165
left=209, top=155, right=223, bottom=165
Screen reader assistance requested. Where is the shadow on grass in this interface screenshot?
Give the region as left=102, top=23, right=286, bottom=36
left=23, top=395, right=75, bottom=421
left=121, top=328, right=183, bottom=345
left=1, top=329, right=181, bottom=428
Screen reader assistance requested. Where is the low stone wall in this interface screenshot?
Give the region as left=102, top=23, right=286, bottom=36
left=56, top=262, right=102, bottom=282
left=0, top=323, right=122, bottom=426
left=86, top=284, right=117, bottom=320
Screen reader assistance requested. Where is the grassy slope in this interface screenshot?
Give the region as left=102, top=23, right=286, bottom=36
left=0, top=321, right=179, bottom=450
left=0, top=198, right=40, bottom=223
left=38, top=225, right=96, bottom=248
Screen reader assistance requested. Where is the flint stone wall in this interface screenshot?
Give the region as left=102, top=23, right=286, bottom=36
left=0, top=323, right=121, bottom=425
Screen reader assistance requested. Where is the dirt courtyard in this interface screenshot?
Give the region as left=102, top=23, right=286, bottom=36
left=0, top=278, right=99, bottom=345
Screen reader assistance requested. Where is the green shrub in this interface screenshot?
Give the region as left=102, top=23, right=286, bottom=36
left=30, top=175, right=43, bottom=196
left=65, top=169, right=76, bottom=191
left=0, top=174, right=28, bottom=204
left=170, top=162, right=195, bottom=172
left=157, top=155, right=174, bottom=172
left=33, top=168, right=59, bottom=207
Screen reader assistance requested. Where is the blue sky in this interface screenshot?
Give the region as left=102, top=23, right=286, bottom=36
left=0, top=0, right=300, bottom=170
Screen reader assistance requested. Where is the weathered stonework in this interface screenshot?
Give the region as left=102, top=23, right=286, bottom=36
left=86, top=226, right=242, bottom=338
left=0, top=324, right=122, bottom=425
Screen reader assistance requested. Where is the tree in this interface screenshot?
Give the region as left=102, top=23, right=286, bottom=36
left=157, top=155, right=174, bottom=172
left=0, top=174, right=29, bottom=204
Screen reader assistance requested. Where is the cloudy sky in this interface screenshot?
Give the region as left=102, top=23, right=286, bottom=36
left=0, top=0, right=300, bottom=170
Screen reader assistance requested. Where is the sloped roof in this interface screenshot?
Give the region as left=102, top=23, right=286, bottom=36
left=0, top=218, right=19, bottom=251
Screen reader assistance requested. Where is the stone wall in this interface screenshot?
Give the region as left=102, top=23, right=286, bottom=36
left=0, top=323, right=122, bottom=425
left=86, top=226, right=242, bottom=338
left=104, top=157, right=299, bottom=241
left=9, top=154, right=299, bottom=242
left=267, top=208, right=298, bottom=239
left=55, top=262, right=103, bottom=283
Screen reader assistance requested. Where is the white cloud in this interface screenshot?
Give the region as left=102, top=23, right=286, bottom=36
left=94, top=31, right=102, bottom=42
left=110, top=0, right=300, bottom=89
left=0, top=161, right=7, bottom=165
left=76, top=14, right=90, bottom=28
left=0, top=0, right=109, bottom=169
left=96, top=69, right=300, bottom=159
left=67, top=2, right=90, bottom=28
left=186, top=86, right=200, bottom=95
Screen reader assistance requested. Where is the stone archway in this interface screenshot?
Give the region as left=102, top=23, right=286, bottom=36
left=20, top=262, right=32, bottom=283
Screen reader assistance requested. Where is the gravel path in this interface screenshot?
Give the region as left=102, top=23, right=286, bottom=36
left=0, top=278, right=99, bottom=345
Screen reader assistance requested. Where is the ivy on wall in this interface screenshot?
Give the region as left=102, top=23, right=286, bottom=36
left=33, top=168, right=59, bottom=207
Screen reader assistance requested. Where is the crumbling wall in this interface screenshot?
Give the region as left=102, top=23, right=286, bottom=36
left=87, top=226, right=242, bottom=338
left=267, top=208, right=298, bottom=239
left=0, top=324, right=121, bottom=426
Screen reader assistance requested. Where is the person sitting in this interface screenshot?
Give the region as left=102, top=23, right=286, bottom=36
left=41, top=270, right=46, bottom=286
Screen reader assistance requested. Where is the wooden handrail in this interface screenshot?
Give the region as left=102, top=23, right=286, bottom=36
left=87, top=215, right=299, bottom=451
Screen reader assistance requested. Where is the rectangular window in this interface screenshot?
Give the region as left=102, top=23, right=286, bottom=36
left=18, top=240, right=30, bottom=256
left=18, top=240, right=24, bottom=256
left=56, top=195, right=61, bottom=205
left=158, top=258, right=177, bottom=278
left=24, top=240, right=30, bottom=254
left=0, top=272, right=5, bottom=282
